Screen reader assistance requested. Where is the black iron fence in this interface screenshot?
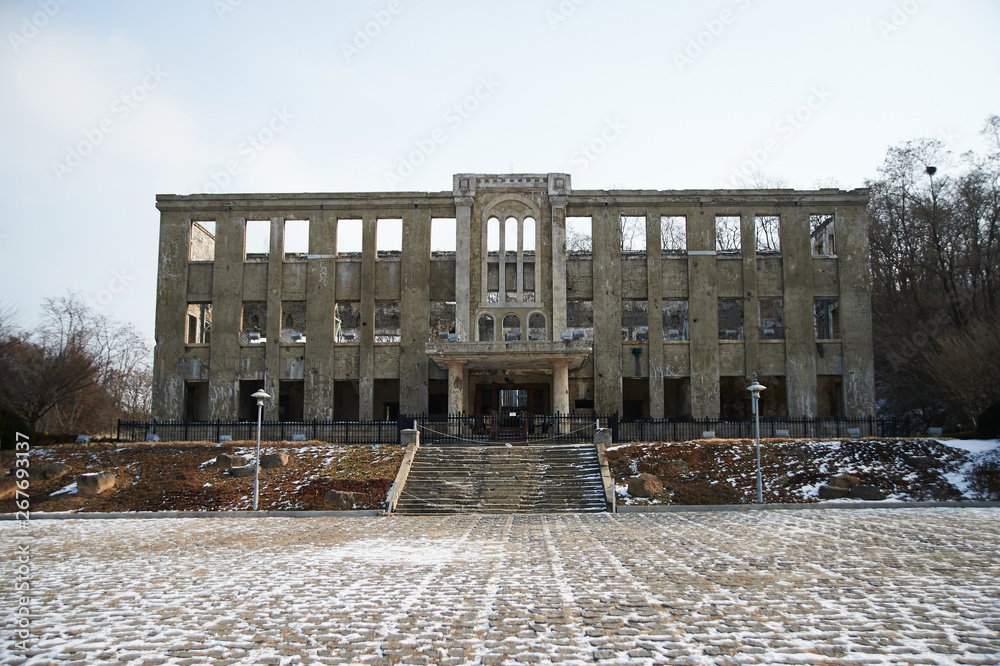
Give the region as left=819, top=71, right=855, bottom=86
left=118, top=414, right=921, bottom=445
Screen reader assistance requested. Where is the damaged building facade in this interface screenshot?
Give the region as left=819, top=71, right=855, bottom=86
left=152, top=173, right=874, bottom=423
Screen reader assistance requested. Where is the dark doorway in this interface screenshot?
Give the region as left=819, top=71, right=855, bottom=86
left=476, top=383, right=549, bottom=416
left=184, top=382, right=209, bottom=421
left=238, top=380, right=265, bottom=420
left=279, top=380, right=304, bottom=421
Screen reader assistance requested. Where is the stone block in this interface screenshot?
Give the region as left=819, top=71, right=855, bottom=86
left=77, top=472, right=116, bottom=496
left=228, top=465, right=256, bottom=478
left=905, top=456, right=940, bottom=470
left=828, top=473, right=861, bottom=489
left=817, top=485, right=850, bottom=499
left=627, top=473, right=664, bottom=498
left=850, top=485, right=886, bottom=501
left=29, top=462, right=71, bottom=481
left=260, top=452, right=289, bottom=468
left=209, top=454, right=246, bottom=469
left=325, top=489, right=364, bottom=509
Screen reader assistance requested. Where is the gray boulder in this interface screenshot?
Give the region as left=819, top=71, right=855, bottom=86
left=260, top=452, right=289, bottom=469
left=627, top=473, right=664, bottom=498
left=30, top=463, right=71, bottom=481
left=817, top=485, right=851, bottom=500
left=324, top=489, right=363, bottom=509
left=659, top=459, right=688, bottom=477
left=828, top=474, right=861, bottom=489
left=228, top=464, right=256, bottom=478
left=77, top=472, right=116, bottom=496
left=905, top=456, right=940, bottom=470
left=209, top=453, right=247, bottom=469
left=850, top=485, right=887, bottom=501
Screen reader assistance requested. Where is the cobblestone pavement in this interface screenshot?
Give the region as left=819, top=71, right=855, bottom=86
left=2, top=508, right=998, bottom=665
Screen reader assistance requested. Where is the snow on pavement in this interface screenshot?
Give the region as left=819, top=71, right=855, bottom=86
left=2, top=509, right=999, bottom=665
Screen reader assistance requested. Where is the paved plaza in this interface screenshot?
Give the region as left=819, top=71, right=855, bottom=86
left=2, top=508, right=999, bottom=665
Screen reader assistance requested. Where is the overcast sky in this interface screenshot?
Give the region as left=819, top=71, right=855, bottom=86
left=1, top=0, right=998, bottom=342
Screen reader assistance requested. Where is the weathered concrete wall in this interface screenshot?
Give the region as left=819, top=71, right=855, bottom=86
left=399, top=208, right=431, bottom=414
left=837, top=205, right=875, bottom=417
left=688, top=206, right=721, bottom=418
left=591, top=206, right=623, bottom=414
left=781, top=206, right=819, bottom=417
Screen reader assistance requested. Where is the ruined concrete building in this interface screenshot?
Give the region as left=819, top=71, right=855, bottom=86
left=152, top=173, right=874, bottom=422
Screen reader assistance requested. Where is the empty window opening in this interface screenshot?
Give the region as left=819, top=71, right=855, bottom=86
left=755, top=215, right=781, bottom=254
left=337, top=219, right=362, bottom=254
left=487, top=217, right=500, bottom=253
left=528, top=312, right=547, bottom=341
left=184, top=381, right=210, bottom=421
left=278, top=380, right=304, bottom=421
left=663, top=378, right=691, bottom=419
left=622, top=379, right=650, bottom=420
left=661, top=216, right=686, bottom=254
left=716, top=215, right=741, bottom=254
left=335, top=302, right=361, bottom=342
left=333, top=380, right=360, bottom=420
left=810, top=214, right=836, bottom=256
left=238, top=380, right=265, bottom=420
left=815, top=299, right=840, bottom=339
left=505, top=263, right=518, bottom=303
left=622, top=300, right=649, bottom=341
left=377, top=218, right=402, bottom=256
left=566, top=216, right=592, bottom=253
left=283, top=219, right=309, bottom=260
left=375, top=302, right=401, bottom=343
left=190, top=221, right=216, bottom=261
left=817, top=376, right=844, bottom=417
left=505, top=217, right=518, bottom=256
left=502, top=313, right=522, bottom=341
left=430, top=301, right=457, bottom=341
left=486, top=263, right=500, bottom=303
left=522, top=262, right=535, bottom=302
left=620, top=215, right=646, bottom=253
left=240, top=302, right=267, bottom=344
left=662, top=300, right=689, bottom=340
left=478, top=313, right=495, bottom=341
left=718, top=300, right=744, bottom=340
left=186, top=303, right=212, bottom=345
left=523, top=217, right=536, bottom=253
left=281, top=302, right=306, bottom=343
left=759, top=299, right=784, bottom=340
left=245, top=220, right=270, bottom=261
left=431, top=218, right=457, bottom=254
left=567, top=300, right=594, bottom=339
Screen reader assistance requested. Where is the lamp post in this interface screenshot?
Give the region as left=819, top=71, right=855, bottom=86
left=251, top=389, right=270, bottom=511
left=747, top=379, right=766, bottom=504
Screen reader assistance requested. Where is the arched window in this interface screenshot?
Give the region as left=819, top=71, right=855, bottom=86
left=487, top=217, right=500, bottom=253
left=505, top=217, right=518, bottom=255
left=522, top=217, right=536, bottom=253
left=478, top=313, right=495, bottom=342
left=502, top=313, right=521, bottom=341
left=528, top=312, right=546, bottom=341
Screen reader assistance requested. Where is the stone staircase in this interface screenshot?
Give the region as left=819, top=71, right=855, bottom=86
left=392, top=444, right=609, bottom=515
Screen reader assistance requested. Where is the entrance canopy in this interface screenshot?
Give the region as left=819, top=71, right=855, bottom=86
left=424, top=340, right=592, bottom=371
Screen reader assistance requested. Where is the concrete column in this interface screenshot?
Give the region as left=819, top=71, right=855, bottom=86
left=551, top=358, right=570, bottom=431
left=209, top=211, right=243, bottom=420
left=837, top=205, right=876, bottom=417
left=455, top=199, right=472, bottom=340
left=550, top=200, right=568, bottom=338
left=592, top=206, right=623, bottom=414
left=400, top=207, right=431, bottom=415
left=359, top=213, right=377, bottom=420
left=304, top=212, right=336, bottom=420
left=264, top=215, right=284, bottom=409
left=741, top=208, right=760, bottom=379
left=687, top=205, right=720, bottom=418
left=646, top=211, right=665, bottom=418
left=781, top=204, right=818, bottom=417
left=151, top=210, right=190, bottom=420
left=444, top=359, right=467, bottom=434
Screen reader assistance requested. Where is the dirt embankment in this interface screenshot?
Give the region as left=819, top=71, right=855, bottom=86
left=0, top=441, right=403, bottom=513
